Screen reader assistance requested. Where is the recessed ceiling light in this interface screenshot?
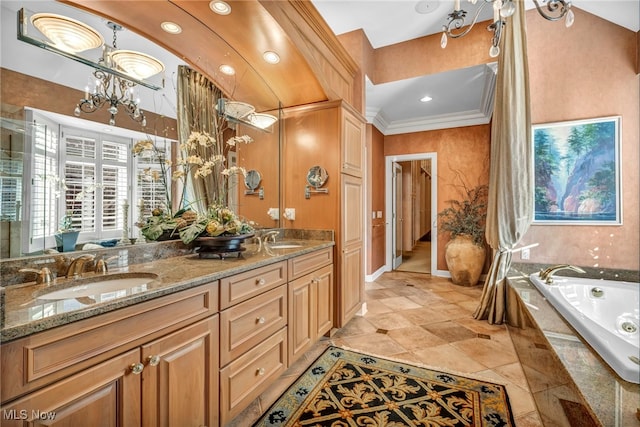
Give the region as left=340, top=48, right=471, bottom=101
left=219, top=64, right=235, bottom=75
left=263, top=51, right=280, bottom=64
left=209, top=1, right=231, bottom=15
left=420, top=95, right=433, bottom=102
left=160, top=21, right=182, bottom=34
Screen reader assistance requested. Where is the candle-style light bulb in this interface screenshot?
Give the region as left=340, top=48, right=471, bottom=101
left=565, top=9, right=575, bottom=27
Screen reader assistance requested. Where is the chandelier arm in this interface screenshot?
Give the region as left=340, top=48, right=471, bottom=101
left=532, top=0, right=570, bottom=21
left=444, top=1, right=490, bottom=39
left=488, top=20, right=505, bottom=47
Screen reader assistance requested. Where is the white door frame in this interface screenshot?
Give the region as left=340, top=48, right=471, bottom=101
left=392, top=162, right=403, bottom=269
left=385, top=153, right=444, bottom=276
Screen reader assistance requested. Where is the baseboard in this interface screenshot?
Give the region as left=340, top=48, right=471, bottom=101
left=365, top=265, right=388, bottom=282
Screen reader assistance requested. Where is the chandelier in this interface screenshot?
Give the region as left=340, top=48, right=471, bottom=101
left=441, top=0, right=574, bottom=57
left=73, top=22, right=164, bottom=127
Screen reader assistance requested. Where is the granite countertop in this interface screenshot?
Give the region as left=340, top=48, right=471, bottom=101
left=1, top=239, right=334, bottom=343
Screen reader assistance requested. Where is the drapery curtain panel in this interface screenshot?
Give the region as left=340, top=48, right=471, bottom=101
left=177, top=65, right=224, bottom=212
left=473, top=0, right=533, bottom=325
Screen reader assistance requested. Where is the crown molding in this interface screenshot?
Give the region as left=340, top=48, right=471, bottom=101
left=368, top=63, right=497, bottom=135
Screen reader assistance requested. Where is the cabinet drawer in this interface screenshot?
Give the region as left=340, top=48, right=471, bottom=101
left=1, top=282, right=218, bottom=403
left=220, top=286, right=287, bottom=366
left=220, top=328, right=287, bottom=424
left=288, top=247, right=333, bottom=281
left=220, top=261, right=287, bottom=309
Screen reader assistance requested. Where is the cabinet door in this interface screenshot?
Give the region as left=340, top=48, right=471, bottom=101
left=341, top=108, right=364, bottom=177
left=314, top=264, right=334, bottom=338
left=340, top=244, right=363, bottom=327
left=220, top=328, right=287, bottom=424
left=341, top=174, right=363, bottom=247
left=0, top=349, right=141, bottom=427
left=288, top=274, right=314, bottom=364
left=141, top=316, right=219, bottom=427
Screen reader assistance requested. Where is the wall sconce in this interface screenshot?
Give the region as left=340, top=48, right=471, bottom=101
left=304, top=165, right=329, bottom=199
left=216, top=98, right=278, bottom=132
left=244, top=170, right=264, bottom=199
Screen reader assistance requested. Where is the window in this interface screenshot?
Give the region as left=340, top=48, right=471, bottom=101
left=135, top=138, right=172, bottom=216
left=25, top=113, right=59, bottom=253
left=23, top=109, right=176, bottom=253
left=61, top=128, right=129, bottom=241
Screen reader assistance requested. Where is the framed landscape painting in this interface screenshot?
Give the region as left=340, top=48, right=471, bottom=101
left=532, top=116, right=621, bottom=225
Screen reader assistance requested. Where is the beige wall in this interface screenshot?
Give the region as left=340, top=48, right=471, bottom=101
left=369, top=124, right=386, bottom=273
left=347, top=7, right=639, bottom=273
left=521, top=8, right=639, bottom=270
left=385, top=125, right=491, bottom=271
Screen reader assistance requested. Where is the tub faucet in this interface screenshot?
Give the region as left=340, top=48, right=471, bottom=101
left=65, top=254, right=95, bottom=278
left=539, top=264, right=586, bottom=284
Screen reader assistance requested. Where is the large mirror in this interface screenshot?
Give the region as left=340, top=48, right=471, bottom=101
left=0, top=1, right=281, bottom=259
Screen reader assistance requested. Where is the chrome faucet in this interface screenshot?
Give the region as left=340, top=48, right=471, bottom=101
left=263, top=230, right=279, bottom=244
left=19, top=267, right=53, bottom=285
left=95, top=255, right=119, bottom=274
left=539, top=264, right=586, bottom=284
left=65, top=254, right=95, bottom=278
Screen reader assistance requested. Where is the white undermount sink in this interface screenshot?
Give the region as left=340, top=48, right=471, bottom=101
left=37, top=273, right=159, bottom=300
left=267, top=241, right=303, bottom=249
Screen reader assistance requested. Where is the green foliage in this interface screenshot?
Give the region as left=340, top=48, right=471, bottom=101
left=579, top=161, right=616, bottom=209
left=534, top=186, right=556, bottom=213
left=57, top=210, right=76, bottom=233
left=534, top=129, right=558, bottom=188
left=438, top=184, right=488, bottom=246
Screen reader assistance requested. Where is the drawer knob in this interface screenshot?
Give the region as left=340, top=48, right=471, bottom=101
left=130, top=363, right=144, bottom=375
left=257, top=316, right=266, bottom=324
left=256, top=278, right=266, bottom=286
left=147, top=355, right=161, bottom=366
left=257, top=367, right=265, bottom=376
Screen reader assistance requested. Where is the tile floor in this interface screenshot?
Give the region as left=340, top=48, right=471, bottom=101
left=230, top=271, right=544, bottom=426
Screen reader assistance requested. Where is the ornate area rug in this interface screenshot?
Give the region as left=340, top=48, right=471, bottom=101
left=254, top=346, right=515, bottom=426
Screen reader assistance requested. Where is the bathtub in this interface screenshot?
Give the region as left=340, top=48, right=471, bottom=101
left=528, top=273, right=639, bottom=384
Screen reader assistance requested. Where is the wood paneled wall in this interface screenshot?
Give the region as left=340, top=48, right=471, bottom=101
left=235, top=122, right=281, bottom=227
left=0, top=69, right=177, bottom=139
left=281, top=102, right=341, bottom=231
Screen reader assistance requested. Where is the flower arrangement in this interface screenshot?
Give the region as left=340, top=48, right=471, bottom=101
left=178, top=204, right=255, bottom=244
left=133, top=130, right=254, bottom=244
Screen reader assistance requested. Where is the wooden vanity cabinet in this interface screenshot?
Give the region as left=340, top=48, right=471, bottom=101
left=1, top=348, right=142, bottom=426
left=141, top=316, right=219, bottom=427
left=218, top=262, right=289, bottom=424
left=1, top=247, right=335, bottom=426
left=288, top=248, right=334, bottom=364
left=0, top=282, right=219, bottom=427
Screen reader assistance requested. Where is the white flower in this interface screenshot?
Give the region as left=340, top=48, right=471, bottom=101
left=226, top=135, right=253, bottom=146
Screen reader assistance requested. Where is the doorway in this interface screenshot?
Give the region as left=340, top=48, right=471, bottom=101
left=386, top=153, right=437, bottom=275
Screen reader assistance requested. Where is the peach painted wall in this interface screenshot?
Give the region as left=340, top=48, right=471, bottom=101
left=520, top=8, right=639, bottom=270
left=369, top=124, right=386, bottom=274
left=385, top=125, right=491, bottom=271
left=341, top=7, right=639, bottom=274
